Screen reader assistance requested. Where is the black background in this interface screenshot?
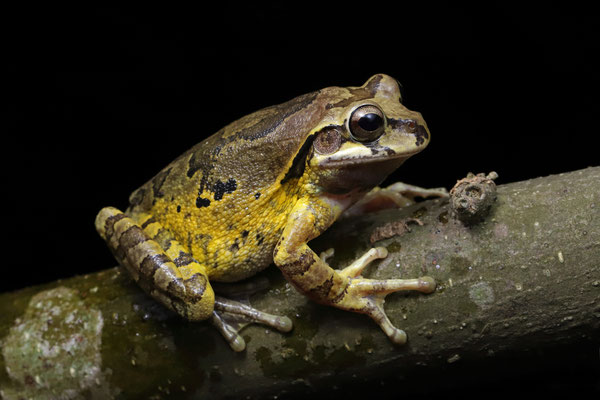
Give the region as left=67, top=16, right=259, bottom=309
left=4, top=3, right=599, bottom=397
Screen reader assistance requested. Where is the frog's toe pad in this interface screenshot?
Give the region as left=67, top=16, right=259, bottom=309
left=388, top=327, right=407, bottom=345
left=418, top=276, right=436, bottom=293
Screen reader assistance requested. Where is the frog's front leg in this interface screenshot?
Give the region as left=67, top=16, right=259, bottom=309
left=273, top=200, right=436, bottom=344
left=96, top=207, right=291, bottom=351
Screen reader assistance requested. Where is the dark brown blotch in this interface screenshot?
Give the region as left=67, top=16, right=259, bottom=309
left=129, top=188, right=146, bottom=206
left=280, top=133, right=316, bottom=184
left=213, top=178, right=237, bottom=201
left=141, top=216, right=157, bottom=230
left=235, top=91, right=319, bottom=142
left=415, top=125, right=429, bottom=146
left=184, top=273, right=208, bottom=303
left=152, top=167, right=172, bottom=198
left=187, top=139, right=221, bottom=179
left=331, top=284, right=347, bottom=304
left=118, top=225, right=148, bottom=251
left=363, top=74, right=383, bottom=94
left=103, top=213, right=127, bottom=240
left=196, top=197, right=211, bottom=208
left=309, top=276, right=334, bottom=300
left=140, top=253, right=171, bottom=278
left=174, top=251, right=195, bottom=267
left=388, top=118, right=417, bottom=134
left=282, top=251, right=315, bottom=276
left=167, top=277, right=186, bottom=299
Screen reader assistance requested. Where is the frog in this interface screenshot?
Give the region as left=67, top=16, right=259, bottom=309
left=95, top=74, right=443, bottom=351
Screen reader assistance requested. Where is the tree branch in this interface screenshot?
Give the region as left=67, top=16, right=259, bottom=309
left=1, top=167, right=599, bottom=399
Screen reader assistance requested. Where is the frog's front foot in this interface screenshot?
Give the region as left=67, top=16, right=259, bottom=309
left=210, top=296, right=292, bottom=352
left=337, top=247, right=436, bottom=344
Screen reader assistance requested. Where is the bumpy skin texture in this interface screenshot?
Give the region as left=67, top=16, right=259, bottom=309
left=96, top=74, right=435, bottom=343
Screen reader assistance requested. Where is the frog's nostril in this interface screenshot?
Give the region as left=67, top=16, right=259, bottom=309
left=415, top=125, right=429, bottom=146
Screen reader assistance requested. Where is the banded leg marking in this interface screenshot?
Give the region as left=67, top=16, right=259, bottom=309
left=95, top=206, right=214, bottom=321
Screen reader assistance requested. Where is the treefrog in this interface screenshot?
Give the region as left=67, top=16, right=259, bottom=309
left=96, top=74, right=440, bottom=351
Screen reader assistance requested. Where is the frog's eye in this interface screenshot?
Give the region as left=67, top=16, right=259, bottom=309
left=348, top=105, right=386, bottom=142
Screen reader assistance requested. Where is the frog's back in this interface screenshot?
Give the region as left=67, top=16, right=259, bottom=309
left=127, top=90, right=328, bottom=281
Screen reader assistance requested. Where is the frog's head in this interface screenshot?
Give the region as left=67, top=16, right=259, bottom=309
left=306, top=74, right=431, bottom=194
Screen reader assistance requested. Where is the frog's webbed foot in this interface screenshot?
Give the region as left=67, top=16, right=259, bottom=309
left=210, top=296, right=292, bottom=352
left=343, top=182, right=448, bottom=218
left=337, top=247, right=436, bottom=344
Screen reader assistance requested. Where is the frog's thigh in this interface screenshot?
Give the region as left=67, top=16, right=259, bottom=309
left=343, top=182, right=449, bottom=217
left=95, top=206, right=215, bottom=321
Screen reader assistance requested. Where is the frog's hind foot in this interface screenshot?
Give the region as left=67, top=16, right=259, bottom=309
left=210, top=296, right=292, bottom=352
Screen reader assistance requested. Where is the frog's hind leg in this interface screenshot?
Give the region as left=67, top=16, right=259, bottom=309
left=343, top=182, right=448, bottom=218
left=96, top=206, right=291, bottom=351
left=95, top=206, right=215, bottom=322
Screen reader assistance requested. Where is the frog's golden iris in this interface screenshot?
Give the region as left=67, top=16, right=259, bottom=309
left=348, top=104, right=386, bottom=142
left=96, top=74, right=442, bottom=351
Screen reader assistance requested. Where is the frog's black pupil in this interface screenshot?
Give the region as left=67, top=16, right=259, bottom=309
left=358, top=113, right=383, bottom=131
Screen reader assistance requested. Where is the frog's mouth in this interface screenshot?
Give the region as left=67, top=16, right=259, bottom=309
left=318, top=150, right=419, bottom=168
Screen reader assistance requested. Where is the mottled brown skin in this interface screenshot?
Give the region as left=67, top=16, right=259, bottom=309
left=96, top=74, right=436, bottom=347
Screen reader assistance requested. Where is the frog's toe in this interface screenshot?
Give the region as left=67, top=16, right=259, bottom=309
left=211, top=296, right=292, bottom=351
left=319, top=247, right=335, bottom=262
left=355, top=276, right=436, bottom=295
left=375, top=310, right=407, bottom=345
left=210, top=311, right=247, bottom=352
left=339, top=247, right=388, bottom=279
